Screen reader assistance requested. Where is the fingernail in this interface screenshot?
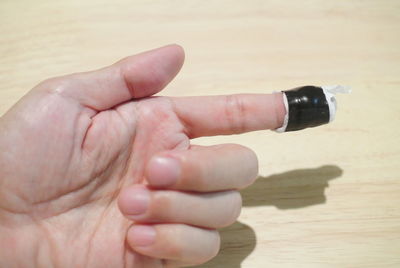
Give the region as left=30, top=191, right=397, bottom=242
left=125, top=187, right=150, bottom=215
left=129, top=225, right=156, bottom=247
left=147, top=156, right=181, bottom=187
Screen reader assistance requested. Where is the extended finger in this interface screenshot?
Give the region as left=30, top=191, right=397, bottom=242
left=171, top=93, right=285, bottom=138
left=118, top=185, right=241, bottom=228
left=145, top=144, right=258, bottom=192
left=127, top=224, right=220, bottom=266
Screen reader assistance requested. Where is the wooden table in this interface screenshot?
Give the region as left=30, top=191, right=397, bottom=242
left=1, top=1, right=399, bottom=267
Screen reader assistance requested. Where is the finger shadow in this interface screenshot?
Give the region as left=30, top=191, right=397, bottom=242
left=197, top=165, right=343, bottom=268
left=242, top=165, right=343, bottom=209
left=198, top=221, right=256, bottom=268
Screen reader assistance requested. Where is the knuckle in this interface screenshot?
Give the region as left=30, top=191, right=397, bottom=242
left=225, top=144, right=259, bottom=188
left=204, top=230, right=221, bottom=262
left=243, top=149, right=259, bottom=188
left=232, top=191, right=243, bottom=216
left=136, top=102, right=157, bottom=120
left=192, top=230, right=221, bottom=265
left=121, top=58, right=166, bottom=96
left=223, top=95, right=247, bottom=133
left=151, top=191, right=173, bottom=220
left=167, top=242, right=183, bottom=259
left=168, top=243, right=183, bottom=259
left=120, top=63, right=138, bottom=97
left=228, top=191, right=243, bottom=224
left=165, top=226, right=185, bottom=258
left=35, top=76, right=72, bottom=95
left=215, top=191, right=242, bottom=228
left=180, top=154, right=208, bottom=191
left=165, top=228, right=220, bottom=265
left=193, top=172, right=208, bottom=191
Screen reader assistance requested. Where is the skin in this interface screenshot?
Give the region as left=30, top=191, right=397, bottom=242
left=0, top=45, right=285, bottom=268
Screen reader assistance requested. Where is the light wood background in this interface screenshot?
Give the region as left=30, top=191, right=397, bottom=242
left=1, top=1, right=399, bottom=267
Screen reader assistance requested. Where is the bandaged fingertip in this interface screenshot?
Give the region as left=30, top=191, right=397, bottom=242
left=275, top=85, right=351, bottom=132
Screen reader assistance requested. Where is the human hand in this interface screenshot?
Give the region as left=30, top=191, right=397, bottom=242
left=0, top=45, right=285, bottom=267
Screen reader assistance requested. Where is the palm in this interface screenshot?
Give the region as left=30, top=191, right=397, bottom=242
left=0, top=91, right=191, bottom=267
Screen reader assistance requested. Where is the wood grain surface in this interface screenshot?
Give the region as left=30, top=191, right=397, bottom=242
left=1, top=1, right=399, bottom=267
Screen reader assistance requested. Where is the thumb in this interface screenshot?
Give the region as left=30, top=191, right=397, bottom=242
left=36, top=44, right=185, bottom=111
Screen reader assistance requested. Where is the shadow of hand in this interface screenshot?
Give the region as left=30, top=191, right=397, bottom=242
left=242, top=165, right=343, bottom=209
left=199, top=165, right=343, bottom=267
left=199, top=221, right=256, bottom=268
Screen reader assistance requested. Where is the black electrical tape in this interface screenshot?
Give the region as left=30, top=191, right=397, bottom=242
left=283, top=86, right=330, bottom=132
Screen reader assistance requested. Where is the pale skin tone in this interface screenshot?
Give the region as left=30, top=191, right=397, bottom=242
left=0, top=45, right=285, bottom=267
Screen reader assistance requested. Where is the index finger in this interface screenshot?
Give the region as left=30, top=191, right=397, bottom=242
left=171, top=93, right=285, bottom=138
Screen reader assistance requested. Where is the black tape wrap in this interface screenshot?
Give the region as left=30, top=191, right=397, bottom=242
left=283, top=86, right=330, bottom=131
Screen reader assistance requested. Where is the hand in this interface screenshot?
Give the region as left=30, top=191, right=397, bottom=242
left=0, top=45, right=285, bottom=267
